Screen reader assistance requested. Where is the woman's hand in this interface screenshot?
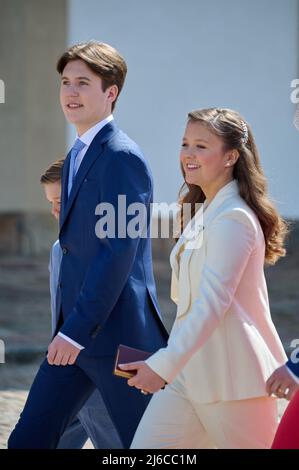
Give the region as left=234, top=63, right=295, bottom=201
left=266, top=365, right=299, bottom=400
left=119, top=361, right=166, bottom=394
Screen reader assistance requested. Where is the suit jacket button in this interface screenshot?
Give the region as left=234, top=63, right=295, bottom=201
left=62, top=247, right=68, bottom=255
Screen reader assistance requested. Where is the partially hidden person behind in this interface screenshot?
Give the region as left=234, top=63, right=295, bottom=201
left=266, top=356, right=299, bottom=449
left=8, top=41, right=168, bottom=449
left=120, top=107, right=288, bottom=449
left=265, top=104, right=299, bottom=449
left=41, top=159, right=123, bottom=449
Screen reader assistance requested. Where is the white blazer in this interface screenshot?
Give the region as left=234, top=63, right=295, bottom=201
left=146, top=180, right=287, bottom=403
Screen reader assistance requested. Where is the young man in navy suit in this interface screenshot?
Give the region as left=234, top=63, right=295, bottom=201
left=8, top=41, right=168, bottom=449
left=41, top=159, right=123, bottom=449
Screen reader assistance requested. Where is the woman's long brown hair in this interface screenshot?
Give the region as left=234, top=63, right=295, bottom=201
left=178, top=108, right=288, bottom=265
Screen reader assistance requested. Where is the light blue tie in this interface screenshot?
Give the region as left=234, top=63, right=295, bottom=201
left=67, top=138, right=86, bottom=197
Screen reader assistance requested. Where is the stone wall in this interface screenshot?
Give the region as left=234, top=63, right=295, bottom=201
left=0, top=0, right=67, bottom=213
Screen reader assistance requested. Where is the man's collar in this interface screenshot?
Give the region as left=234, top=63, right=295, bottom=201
left=76, top=115, right=114, bottom=147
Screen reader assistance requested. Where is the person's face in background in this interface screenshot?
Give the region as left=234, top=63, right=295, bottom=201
left=43, top=182, right=61, bottom=220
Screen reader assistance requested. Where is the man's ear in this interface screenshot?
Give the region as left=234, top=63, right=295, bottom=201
left=107, top=85, right=118, bottom=105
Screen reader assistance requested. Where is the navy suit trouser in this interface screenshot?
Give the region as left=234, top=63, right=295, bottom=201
left=8, top=354, right=150, bottom=449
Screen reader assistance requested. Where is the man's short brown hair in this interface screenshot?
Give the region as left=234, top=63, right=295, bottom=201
left=40, top=159, right=64, bottom=184
left=57, top=41, right=127, bottom=111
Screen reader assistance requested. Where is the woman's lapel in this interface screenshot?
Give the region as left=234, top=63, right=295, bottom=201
left=170, top=180, right=239, bottom=318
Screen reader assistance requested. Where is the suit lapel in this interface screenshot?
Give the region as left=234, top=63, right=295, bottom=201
left=59, top=152, right=71, bottom=227
left=170, top=234, right=186, bottom=280
left=171, top=180, right=240, bottom=318
left=170, top=205, right=204, bottom=313
left=170, top=202, right=205, bottom=277
left=59, top=121, right=119, bottom=233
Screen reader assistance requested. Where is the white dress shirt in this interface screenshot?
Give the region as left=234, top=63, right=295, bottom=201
left=57, top=115, right=113, bottom=350
left=73, top=114, right=113, bottom=177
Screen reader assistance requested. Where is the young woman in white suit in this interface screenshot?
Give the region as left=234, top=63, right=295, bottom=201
left=119, top=107, right=288, bottom=448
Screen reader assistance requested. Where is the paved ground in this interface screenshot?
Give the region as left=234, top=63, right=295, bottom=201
left=0, top=363, right=94, bottom=448
left=0, top=384, right=288, bottom=449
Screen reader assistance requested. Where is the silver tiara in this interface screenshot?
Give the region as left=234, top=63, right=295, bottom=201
left=240, top=120, right=248, bottom=145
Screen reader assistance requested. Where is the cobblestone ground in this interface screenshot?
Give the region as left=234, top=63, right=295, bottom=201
left=0, top=363, right=93, bottom=448
left=0, top=363, right=40, bottom=449
left=0, top=385, right=288, bottom=449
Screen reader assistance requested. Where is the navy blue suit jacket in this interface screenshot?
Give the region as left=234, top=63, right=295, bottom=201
left=57, top=120, right=168, bottom=356
left=287, top=359, right=299, bottom=378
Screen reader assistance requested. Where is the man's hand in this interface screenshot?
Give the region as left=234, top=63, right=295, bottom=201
left=119, top=361, right=166, bottom=394
left=266, top=364, right=299, bottom=400
left=47, top=335, right=81, bottom=366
